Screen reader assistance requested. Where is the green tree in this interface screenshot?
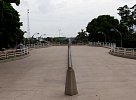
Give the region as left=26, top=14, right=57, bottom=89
left=86, top=15, right=122, bottom=43
left=117, top=4, right=136, bottom=47
left=76, top=29, right=88, bottom=43
left=117, top=4, right=136, bottom=33
left=5, top=0, right=20, bottom=5
left=123, top=33, right=136, bottom=48
left=0, top=0, right=23, bottom=49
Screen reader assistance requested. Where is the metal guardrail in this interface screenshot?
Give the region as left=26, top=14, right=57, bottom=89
left=0, top=47, right=29, bottom=60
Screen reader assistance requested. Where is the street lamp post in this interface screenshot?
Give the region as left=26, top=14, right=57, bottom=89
left=102, top=32, right=106, bottom=43
left=31, top=33, right=39, bottom=44
left=98, top=32, right=106, bottom=43
left=84, top=31, right=89, bottom=44
left=39, top=34, right=46, bottom=38
left=110, top=28, right=122, bottom=47
left=39, top=34, right=46, bottom=42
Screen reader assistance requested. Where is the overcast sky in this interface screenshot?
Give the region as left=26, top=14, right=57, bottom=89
left=12, top=0, right=136, bottom=37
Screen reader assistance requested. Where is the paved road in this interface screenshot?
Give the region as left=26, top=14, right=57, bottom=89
left=0, top=46, right=136, bottom=100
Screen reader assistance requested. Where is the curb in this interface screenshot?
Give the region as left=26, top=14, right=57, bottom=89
left=0, top=54, right=30, bottom=63
left=109, top=51, right=136, bottom=60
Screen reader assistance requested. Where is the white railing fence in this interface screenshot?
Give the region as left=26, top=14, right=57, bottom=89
left=89, top=42, right=136, bottom=59
left=88, top=42, right=116, bottom=49
left=26, top=43, right=50, bottom=48
left=0, top=43, right=50, bottom=61
left=0, top=47, right=29, bottom=60
left=110, top=47, right=136, bottom=58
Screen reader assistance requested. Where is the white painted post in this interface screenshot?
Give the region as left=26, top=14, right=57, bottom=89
left=113, top=47, right=115, bottom=53
left=110, top=43, right=111, bottom=48
left=103, top=42, right=104, bottom=47
left=4, top=52, right=6, bottom=60
left=6, top=51, right=8, bottom=59
left=14, top=50, right=16, bottom=57
left=124, top=48, right=126, bottom=55
left=108, top=43, right=110, bottom=48
left=115, top=43, right=116, bottom=48
left=132, top=49, right=134, bottom=56
left=134, top=49, right=136, bottom=56
left=99, top=42, right=101, bottom=46
left=27, top=47, right=29, bottom=54
left=106, top=42, right=107, bottom=47
left=117, top=47, right=119, bottom=54
left=22, top=48, right=23, bottom=55
left=111, top=43, right=113, bottom=48
left=23, top=48, right=25, bottom=55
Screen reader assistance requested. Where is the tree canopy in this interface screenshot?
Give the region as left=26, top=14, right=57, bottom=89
left=4, top=0, right=20, bottom=6
left=117, top=4, right=136, bottom=33
left=84, top=4, right=136, bottom=48
left=86, top=15, right=124, bottom=44
left=0, top=0, right=23, bottom=49
left=75, top=29, right=88, bottom=43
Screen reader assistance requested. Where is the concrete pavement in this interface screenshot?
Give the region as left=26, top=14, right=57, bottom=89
left=0, top=46, right=136, bottom=100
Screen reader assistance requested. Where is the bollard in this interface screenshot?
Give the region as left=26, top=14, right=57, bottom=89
left=65, top=67, right=78, bottom=96
left=65, top=38, right=78, bottom=96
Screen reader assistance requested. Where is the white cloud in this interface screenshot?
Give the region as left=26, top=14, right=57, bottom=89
left=12, top=0, right=136, bottom=37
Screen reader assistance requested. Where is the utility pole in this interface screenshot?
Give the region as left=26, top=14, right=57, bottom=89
left=27, top=9, right=30, bottom=44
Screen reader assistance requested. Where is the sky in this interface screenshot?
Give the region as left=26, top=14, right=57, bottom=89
left=12, top=0, right=136, bottom=38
